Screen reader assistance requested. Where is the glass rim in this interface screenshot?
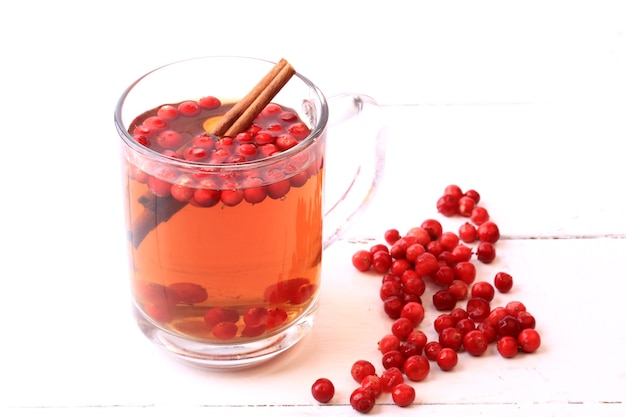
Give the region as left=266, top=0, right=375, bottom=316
left=114, top=55, right=329, bottom=171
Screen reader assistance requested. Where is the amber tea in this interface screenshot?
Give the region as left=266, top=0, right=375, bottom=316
left=123, top=94, right=325, bottom=342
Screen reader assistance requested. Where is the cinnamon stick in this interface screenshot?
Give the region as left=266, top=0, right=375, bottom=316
left=130, top=59, right=296, bottom=249
left=211, top=58, right=291, bottom=136
left=224, top=62, right=296, bottom=136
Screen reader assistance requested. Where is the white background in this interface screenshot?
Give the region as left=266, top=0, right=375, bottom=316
left=1, top=1, right=625, bottom=416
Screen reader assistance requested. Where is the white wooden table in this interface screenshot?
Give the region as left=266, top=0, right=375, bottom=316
left=2, top=1, right=625, bottom=416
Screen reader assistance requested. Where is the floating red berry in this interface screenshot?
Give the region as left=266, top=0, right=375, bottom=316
left=199, top=96, right=221, bottom=109
left=177, top=100, right=201, bottom=116
left=157, top=105, right=179, bottom=120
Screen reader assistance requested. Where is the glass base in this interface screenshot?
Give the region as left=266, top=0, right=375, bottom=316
left=132, top=301, right=318, bottom=369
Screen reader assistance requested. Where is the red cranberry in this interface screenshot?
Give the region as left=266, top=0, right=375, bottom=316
left=436, top=347, right=458, bottom=371
left=405, top=227, right=431, bottom=246
left=193, top=187, right=221, bottom=207
left=143, top=116, right=168, bottom=133
left=497, top=336, right=519, bottom=358
left=449, top=307, right=470, bottom=323
left=212, top=322, right=238, bottom=340
left=433, top=313, right=455, bottom=334
left=444, top=184, right=463, bottom=199
left=437, top=194, right=458, bottom=216
left=380, top=367, right=404, bottom=392
left=439, top=327, right=463, bottom=351
left=426, top=240, right=445, bottom=257
left=415, top=252, right=439, bottom=277
left=242, top=307, right=269, bottom=327
left=400, top=302, right=425, bottom=326
left=462, top=329, right=489, bottom=356
left=199, top=96, right=221, bottom=109
left=383, top=296, right=404, bottom=319
left=168, top=282, right=208, bottom=304
left=434, top=265, right=455, bottom=287
left=477, top=221, right=500, bottom=243
left=497, top=315, right=522, bottom=338
left=275, top=134, right=298, bottom=151
left=470, top=206, right=490, bottom=225
left=178, top=100, right=201, bottom=116
left=183, top=146, right=210, bottom=162
left=391, top=317, right=414, bottom=340
left=439, top=232, right=460, bottom=251
left=476, top=241, right=496, bottom=263
left=424, top=341, right=443, bottom=361
left=384, top=229, right=401, bottom=245
left=457, top=196, right=476, bottom=217
left=352, top=250, right=373, bottom=272
left=464, top=189, right=480, bottom=204
left=494, top=272, right=514, bottom=293
left=458, top=222, right=477, bottom=243
left=420, top=219, right=443, bottom=240
left=517, top=311, right=536, bottom=330
left=378, top=334, right=401, bottom=354
left=265, top=308, right=288, bottom=329
left=361, top=375, right=383, bottom=398
left=505, top=300, right=527, bottom=317
left=157, top=105, right=179, bottom=120
left=351, top=360, right=376, bottom=383
left=432, top=290, right=457, bottom=311
left=453, top=261, right=476, bottom=284
left=403, top=355, right=430, bottom=382
left=311, top=378, right=335, bottom=403
left=478, top=321, right=497, bottom=343
left=350, top=387, right=376, bottom=413
left=452, top=244, right=473, bottom=262
left=471, top=281, right=495, bottom=302
left=372, top=251, right=393, bottom=274
left=406, top=329, right=428, bottom=353
left=447, top=280, right=469, bottom=301
left=466, top=297, right=491, bottom=322
left=455, top=318, right=476, bottom=336
left=391, top=383, right=415, bottom=407
left=518, top=328, right=541, bottom=353
left=382, top=350, right=405, bottom=370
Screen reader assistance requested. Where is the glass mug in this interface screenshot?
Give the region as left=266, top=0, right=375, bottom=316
left=115, top=56, right=385, bottom=368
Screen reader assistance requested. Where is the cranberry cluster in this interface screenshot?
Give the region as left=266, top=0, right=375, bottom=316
left=135, top=276, right=316, bottom=340
left=132, top=99, right=311, bottom=163
left=311, top=185, right=541, bottom=412
left=127, top=99, right=320, bottom=207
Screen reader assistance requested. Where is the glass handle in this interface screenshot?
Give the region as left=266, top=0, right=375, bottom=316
left=322, top=93, right=387, bottom=249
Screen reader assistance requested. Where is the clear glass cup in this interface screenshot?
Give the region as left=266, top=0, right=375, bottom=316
left=114, top=56, right=385, bottom=368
